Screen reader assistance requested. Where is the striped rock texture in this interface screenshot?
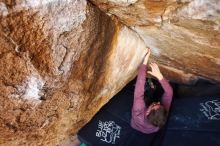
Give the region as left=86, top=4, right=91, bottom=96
left=0, top=0, right=220, bottom=145
left=0, top=0, right=147, bottom=145
left=90, top=0, right=220, bottom=83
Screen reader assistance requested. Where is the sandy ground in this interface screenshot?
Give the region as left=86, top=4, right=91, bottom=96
left=59, top=135, right=81, bottom=146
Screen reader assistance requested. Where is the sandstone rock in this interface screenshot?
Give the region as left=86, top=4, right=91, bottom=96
left=0, top=0, right=147, bottom=145
left=90, top=0, right=220, bottom=83
left=1, top=0, right=220, bottom=145
left=97, top=0, right=138, bottom=6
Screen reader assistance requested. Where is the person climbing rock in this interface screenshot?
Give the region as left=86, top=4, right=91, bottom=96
left=131, top=49, right=173, bottom=134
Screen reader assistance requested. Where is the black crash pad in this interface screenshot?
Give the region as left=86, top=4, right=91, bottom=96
left=78, top=80, right=165, bottom=146
left=78, top=79, right=220, bottom=146
left=162, top=96, right=220, bottom=146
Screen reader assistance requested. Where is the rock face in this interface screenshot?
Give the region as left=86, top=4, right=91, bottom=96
left=0, top=0, right=147, bottom=145
left=90, top=0, right=220, bottom=83
left=1, top=0, right=220, bottom=145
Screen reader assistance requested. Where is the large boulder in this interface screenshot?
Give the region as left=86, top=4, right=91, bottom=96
left=1, top=0, right=219, bottom=145
left=0, top=0, right=147, bottom=145
left=90, top=0, right=220, bottom=83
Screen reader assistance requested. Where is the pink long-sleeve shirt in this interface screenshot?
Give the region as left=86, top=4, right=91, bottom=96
left=131, top=64, right=173, bottom=134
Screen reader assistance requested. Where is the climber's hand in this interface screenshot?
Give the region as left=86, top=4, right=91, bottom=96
left=147, top=63, right=163, bottom=80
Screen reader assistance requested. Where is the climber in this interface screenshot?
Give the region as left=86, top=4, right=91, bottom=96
left=131, top=49, right=173, bottom=134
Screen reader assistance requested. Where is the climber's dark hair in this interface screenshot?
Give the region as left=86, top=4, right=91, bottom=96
left=144, top=78, right=164, bottom=106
